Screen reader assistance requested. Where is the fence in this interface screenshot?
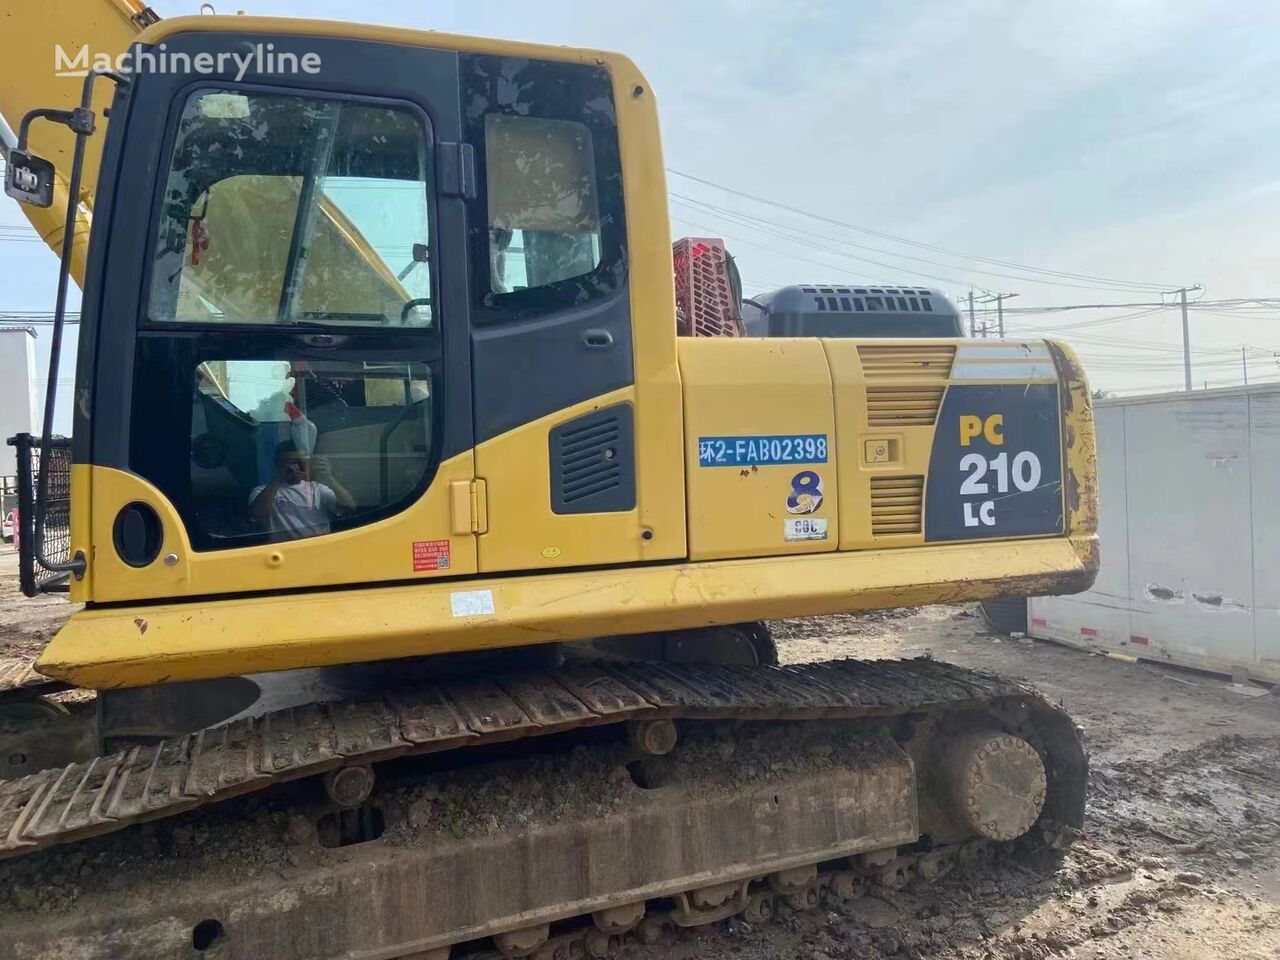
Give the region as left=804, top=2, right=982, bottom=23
left=6, top=433, right=73, bottom=596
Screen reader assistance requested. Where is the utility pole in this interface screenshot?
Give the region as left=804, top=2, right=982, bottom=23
left=1242, top=347, right=1249, bottom=386
left=991, top=292, right=1019, bottom=338
left=1180, top=287, right=1192, bottom=392
left=967, top=290, right=976, bottom=338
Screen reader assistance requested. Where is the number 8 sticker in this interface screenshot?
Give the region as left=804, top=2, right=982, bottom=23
left=786, top=470, right=824, bottom=515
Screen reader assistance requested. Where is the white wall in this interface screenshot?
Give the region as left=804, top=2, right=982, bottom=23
left=0, top=328, right=37, bottom=478
left=1030, top=384, right=1280, bottom=681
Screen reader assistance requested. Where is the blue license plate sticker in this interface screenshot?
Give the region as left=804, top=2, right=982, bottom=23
left=698, top=435, right=829, bottom=467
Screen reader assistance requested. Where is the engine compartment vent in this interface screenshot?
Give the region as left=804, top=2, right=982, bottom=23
left=857, top=344, right=955, bottom=381
left=549, top=404, right=636, bottom=515
left=866, top=386, right=946, bottom=427
left=870, top=476, right=924, bottom=536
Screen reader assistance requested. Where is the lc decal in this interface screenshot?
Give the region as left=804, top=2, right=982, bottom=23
left=786, top=470, right=824, bottom=515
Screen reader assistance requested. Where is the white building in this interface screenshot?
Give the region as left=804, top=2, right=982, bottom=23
left=0, top=326, right=38, bottom=479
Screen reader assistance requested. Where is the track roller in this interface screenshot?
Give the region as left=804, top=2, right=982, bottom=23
left=494, top=924, right=550, bottom=958
left=670, top=880, right=750, bottom=926
left=628, top=718, right=678, bottom=756
left=591, top=901, right=645, bottom=934
left=827, top=870, right=867, bottom=901
left=323, top=764, right=376, bottom=808
left=582, top=928, right=623, bottom=959
left=635, top=916, right=672, bottom=945
left=741, top=890, right=776, bottom=924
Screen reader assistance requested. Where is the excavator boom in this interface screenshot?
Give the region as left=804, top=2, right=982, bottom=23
left=0, top=0, right=157, bottom=285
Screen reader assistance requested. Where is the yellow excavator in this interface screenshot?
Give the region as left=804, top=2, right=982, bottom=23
left=0, top=6, right=1098, bottom=959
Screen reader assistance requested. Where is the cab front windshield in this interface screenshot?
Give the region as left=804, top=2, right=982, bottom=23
left=147, top=90, right=433, bottom=328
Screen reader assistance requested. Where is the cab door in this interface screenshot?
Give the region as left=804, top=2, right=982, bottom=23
left=81, top=34, right=478, bottom=602
left=461, top=52, right=686, bottom=574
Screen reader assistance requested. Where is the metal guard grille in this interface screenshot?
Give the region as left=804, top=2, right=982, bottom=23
left=870, top=475, right=924, bottom=536
left=857, top=344, right=955, bottom=381
left=673, top=237, right=744, bottom=338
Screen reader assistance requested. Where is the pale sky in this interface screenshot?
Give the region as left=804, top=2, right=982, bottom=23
left=4, top=0, right=1280, bottom=433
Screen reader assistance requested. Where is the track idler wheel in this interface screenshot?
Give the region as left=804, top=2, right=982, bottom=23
left=944, top=730, right=1047, bottom=841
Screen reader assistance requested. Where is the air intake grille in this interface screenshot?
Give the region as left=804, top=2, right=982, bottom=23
left=857, top=344, right=955, bottom=381
left=870, top=476, right=924, bottom=536
left=549, top=405, right=636, bottom=515
left=866, top=386, right=946, bottom=427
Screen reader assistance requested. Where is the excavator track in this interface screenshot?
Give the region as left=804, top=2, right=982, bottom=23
left=0, top=657, right=1084, bottom=857
left=0, top=657, right=1086, bottom=960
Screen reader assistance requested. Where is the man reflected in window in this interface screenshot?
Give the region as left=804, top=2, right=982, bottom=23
left=250, top=443, right=355, bottom=540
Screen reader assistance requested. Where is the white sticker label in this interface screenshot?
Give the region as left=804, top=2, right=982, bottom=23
left=784, top=517, right=828, bottom=541
left=450, top=589, right=495, bottom=617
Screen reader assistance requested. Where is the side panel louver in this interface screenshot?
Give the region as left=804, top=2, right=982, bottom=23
left=859, top=344, right=955, bottom=428
left=866, top=386, right=947, bottom=427
left=549, top=404, right=636, bottom=515
left=857, top=344, right=956, bottom=381
left=870, top=476, right=924, bottom=536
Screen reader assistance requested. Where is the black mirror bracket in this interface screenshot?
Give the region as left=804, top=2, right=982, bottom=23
left=7, top=68, right=129, bottom=580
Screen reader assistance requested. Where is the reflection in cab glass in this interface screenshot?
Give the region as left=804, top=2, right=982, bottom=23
left=189, top=359, right=432, bottom=546
left=485, top=115, right=601, bottom=294
left=148, top=89, right=433, bottom=327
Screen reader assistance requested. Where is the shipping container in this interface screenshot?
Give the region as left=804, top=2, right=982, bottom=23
left=1028, top=383, right=1280, bottom=682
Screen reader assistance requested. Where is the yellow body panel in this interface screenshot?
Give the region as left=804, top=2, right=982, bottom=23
left=477, top=389, right=682, bottom=571
left=68, top=463, right=93, bottom=604
left=38, top=534, right=1097, bottom=689
left=14, top=15, right=1102, bottom=692
left=679, top=338, right=838, bottom=561
left=824, top=338, right=933, bottom=549
left=83, top=453, right=477, bottom=603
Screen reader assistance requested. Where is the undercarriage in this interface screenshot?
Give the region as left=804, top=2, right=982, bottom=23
left=0, top=631, right=1085, bottom=960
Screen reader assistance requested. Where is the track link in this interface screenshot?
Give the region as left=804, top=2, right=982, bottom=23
left=0, top=657, right=1085, bottom=860
left=0, top=656, right=65, bottom=698
left=462, top=836, right=1012, bottom=960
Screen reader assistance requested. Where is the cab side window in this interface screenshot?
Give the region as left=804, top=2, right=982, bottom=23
left=465, top=55, right=626, bottom=323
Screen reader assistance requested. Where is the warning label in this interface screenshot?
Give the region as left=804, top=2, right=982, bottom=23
left=412, top=539, right=451, bottom=572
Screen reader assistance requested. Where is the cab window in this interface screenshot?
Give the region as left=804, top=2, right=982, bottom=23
left=132, top=89, right=441, bottom=551
left=148, top=90, right=433, bottom=327
left=465, top=55, right=627, bottom=323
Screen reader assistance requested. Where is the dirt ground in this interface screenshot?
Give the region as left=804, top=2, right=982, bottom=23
left=0, top=548, right=72, bottom=663
left=2, top=538, right=1279, bottom=959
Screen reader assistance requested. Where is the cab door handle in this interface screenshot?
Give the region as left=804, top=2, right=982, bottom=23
left=582, top=329, right=614, bottom=349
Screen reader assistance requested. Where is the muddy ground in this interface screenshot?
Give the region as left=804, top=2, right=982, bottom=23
left=1, top=541, right=1279, bottom=958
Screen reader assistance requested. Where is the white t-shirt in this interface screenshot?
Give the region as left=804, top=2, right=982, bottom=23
left=249, top=481, right=338, bottom=539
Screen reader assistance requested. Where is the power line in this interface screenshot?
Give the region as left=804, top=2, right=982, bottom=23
left=667, top=168, right=1178, bottom=292
left=670, top=206, right=980, bottom=289
left=671, top=192, right=1176, bottom=294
